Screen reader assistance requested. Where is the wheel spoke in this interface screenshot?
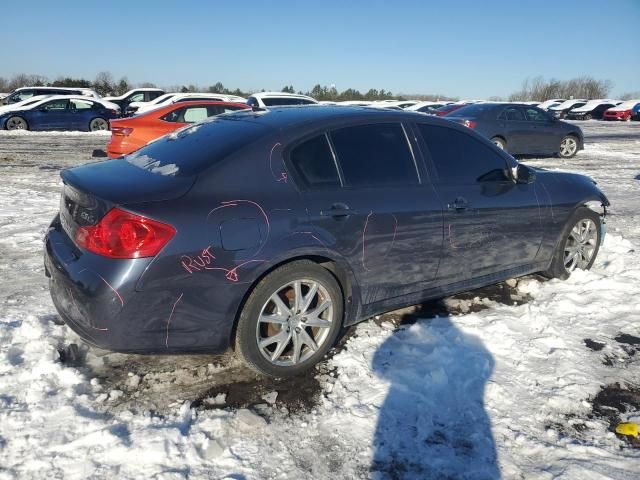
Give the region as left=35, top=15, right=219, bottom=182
left=270, top=293, right=292, bottom=316
left=259, top=329, right=289, bottom=349
left=291, top=331, right=302, bottom=364
left=292, top=281, right=302, bottom=312
left=299, top=282, right=318, bottom=314
left=299, top=328, right=318, bottom=351
left=307, top=299, right=332, bottom=320
left=270, top=331, right=292, bottom=362
left=303, top=317, right=331, bottom=328
left=259, top=313, right=288, bottom=325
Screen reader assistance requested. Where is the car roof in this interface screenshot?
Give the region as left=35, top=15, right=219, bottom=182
left=15, top=86, right=94, bottom=92
left=216, top=104, right=454, bottom=131
left=249, top=91, right=317, bottom=101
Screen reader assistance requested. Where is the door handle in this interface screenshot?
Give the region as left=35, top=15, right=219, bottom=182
left=320, top=203, right=356, bottom=218
left=448, top=197, right=469, bottom=211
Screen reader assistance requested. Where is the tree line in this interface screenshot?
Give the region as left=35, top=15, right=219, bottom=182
left=1, top=71, right=628, bottom=101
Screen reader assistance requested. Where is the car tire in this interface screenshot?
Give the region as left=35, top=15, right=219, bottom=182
left=89, top=117, right=109, bottom=131
left=543, top=207, right=602, bottom=280
left=558, top=135, right=579, bottom=158
left=584, top=113, right=592, bottom=120
left=234, top=260, right=344, bottom=378
left=491, top=137, right=506, bottom=151
left=5, top=116, right=28, bottom=131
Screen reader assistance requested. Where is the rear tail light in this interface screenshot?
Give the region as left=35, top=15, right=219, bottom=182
left=462, top=120, right=477, bottom=129
left=112, top=126, right=133, bottom=136
left=75, top=208, right=176, bottom=259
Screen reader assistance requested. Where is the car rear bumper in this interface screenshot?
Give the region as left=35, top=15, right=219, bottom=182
left=44, top=216, right=234, bottom=353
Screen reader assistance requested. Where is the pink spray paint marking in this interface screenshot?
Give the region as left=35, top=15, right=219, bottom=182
left=361, top=211, right=374, bottom=271
left=165, top=293, right=184, bottom=348
left=78, top=268, right=124, bottom=307
left=268, top=142, right=288, bottom=183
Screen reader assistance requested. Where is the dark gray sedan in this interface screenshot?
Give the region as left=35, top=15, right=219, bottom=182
left=444, top=103, right=584, bottom=158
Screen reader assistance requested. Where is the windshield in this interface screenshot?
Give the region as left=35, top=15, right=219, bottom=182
left=125, top=113, right=273, bottom=176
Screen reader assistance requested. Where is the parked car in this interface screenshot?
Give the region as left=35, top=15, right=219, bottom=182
left=406, top=101, right=451, bottom=114
left=44, top=106, right=608, bottom=377
left=131, top=93, right=246, bottom=115
left=246, top=92, right=318, bottom=108
left=103, top=88, right=165, bottom=111
left=0, top=94, right=54, bottom=115
left=107, top=101, right=248, bottom=158
left=0, top=96, right=119, bottom=131
left=537, top=99, right=566, bottom=111
left=433, top=103, right=467, bottom=116
left=565, top=100, right=621, bottom=120
left=371, top=100, right=419, bottom=109
left=445, top=103, right=584, bottom=158
left=602, top=100, right=640, bottom=121
left=549, top=99, right=587, bottom=119
left=1, top=86, right=100, bottom=105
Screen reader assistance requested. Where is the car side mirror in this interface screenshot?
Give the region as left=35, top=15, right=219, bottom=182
left=515, top=164, right=536, bottom=184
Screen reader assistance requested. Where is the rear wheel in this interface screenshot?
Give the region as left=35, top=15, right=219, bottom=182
left=543, top=207, right=602, bottom=280
left=559, top=135, right=578, bottom=158
left=584, top=113, right=593, bottom=120
left=235, top=260, right=343, bottom=378
left=491, top=136, right=506, bottom=151
left=89, top=117, right=109, bottom=131
left=5, top=116, right=28, bottom=130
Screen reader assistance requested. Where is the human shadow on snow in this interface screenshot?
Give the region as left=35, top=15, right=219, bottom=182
left=371, top=307, right=499, bottom=479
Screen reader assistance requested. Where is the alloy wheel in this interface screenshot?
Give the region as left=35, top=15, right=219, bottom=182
left=563, top=219, right=598, bottom=272
left=90, top=118, right=108, bottom=131
left=6, top=117, right=27, bottom=130
left=256, top=279, right=334, bottom=366
left=560, top=137, right=577, bottom=157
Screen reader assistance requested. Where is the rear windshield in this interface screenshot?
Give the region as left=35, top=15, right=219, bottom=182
left=125, top=114, right=272, bottom=177
left=446, top=104, right=496, bottom=117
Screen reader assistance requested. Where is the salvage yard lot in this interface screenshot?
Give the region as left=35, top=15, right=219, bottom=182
left=0, top=121, right=639, bottom=479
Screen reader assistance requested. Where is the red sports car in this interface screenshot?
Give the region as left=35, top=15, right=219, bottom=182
left=107, top=101, right=248, bottom=158
left=603, top=100, right=640, bottom=121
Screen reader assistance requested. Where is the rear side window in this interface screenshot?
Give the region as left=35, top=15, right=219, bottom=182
left=71, top=99, right=94, bottom=110
left=330, top=123, right=418, bottom=187
left=524, top=107, right=549, bottom=122
left=418, top=124, right=509, bottom=184
left=500, top=107, right=525, bottom=121
left=206, top=105, right=246, bottom=116
left=289, top=135, right=340, bottom=189
left=262, top=97, right=315, bottom=106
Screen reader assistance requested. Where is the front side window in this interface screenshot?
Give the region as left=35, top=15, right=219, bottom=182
left=41, top=99, right=69, bottom=111
left=161, top=106, right=207, bottom=123
left=128, top=93, right=145, bottom=103
left=524, top=107, right=549, bottom=122
left=501, top=107, right=525, bottom=121
left=14, top=91, right=35, bottom=102
left=330, top=123, right=418, bottom=187
left=262, top=97, right=315, bottom=106
left=418, top=124, right=509, bottom=184
left=289, top=134, right=340, bottom=188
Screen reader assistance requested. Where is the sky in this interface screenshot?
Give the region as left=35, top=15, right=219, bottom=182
left=3, top=0, right=639, bottom=98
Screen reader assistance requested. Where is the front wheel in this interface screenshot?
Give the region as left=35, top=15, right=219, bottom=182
left=543, top=207, right=602, bottom=280
left=89, top=117, right=109, bottom=131
left=235, top=260, right=343, bottom=378
left=559, top=135, right=578, bottom=158
left=5, top=116, right=28, bottom=130
left=584, top=113, right=593, bottom=120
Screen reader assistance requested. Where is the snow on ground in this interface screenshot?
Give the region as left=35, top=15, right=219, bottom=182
left=1, top=122, right=640, bottom=479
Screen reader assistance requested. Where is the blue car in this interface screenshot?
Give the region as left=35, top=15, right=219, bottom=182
left=0, top=96, right=119, bottom=131
left=44, top=106, right=609, bottom=377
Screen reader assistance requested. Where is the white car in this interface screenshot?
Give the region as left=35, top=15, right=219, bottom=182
left=337, top=100, right=373, bottom=106
left=537, top=99, right=566, bottom=110
left=0, top=95, right=55, bottom=115
left=371, top=100, right=420, bottom=109
left=2, top=86, right=100, bottom=105
left=133, top=93, right=247, bottom=114
left=549, top=99, right=588, bottom=118
left=102, top=88, right=166, bottom=110
left=246, top=92, right=318, bottom=108
left=406, top=101, right=452, bottom=113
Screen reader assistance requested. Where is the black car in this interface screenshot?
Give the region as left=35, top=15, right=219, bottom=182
left=44, top=106, right=608, bottom=377
left=549, top=101, right=587, bottom=119
left=444, top=103, right=584, bottom=158
left=566, top=102, right=619, bottom=120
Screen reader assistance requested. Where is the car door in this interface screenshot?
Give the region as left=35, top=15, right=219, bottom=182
left=416, top=122, right=543, bottom=284
left=497, top=106, right=529, bottom=153
left=523, top=106, right=559, bottom=154
left=34, top=98, right=70, bottom=130
left=69, top=98, right=95, bottom=130
left=287, top=122, right=443, bottom=306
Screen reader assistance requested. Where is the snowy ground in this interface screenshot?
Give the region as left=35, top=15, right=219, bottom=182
left=1, top=122, right=639, bottom=479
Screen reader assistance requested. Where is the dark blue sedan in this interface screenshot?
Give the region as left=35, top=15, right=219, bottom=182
left=44, top=106, right=609, bottom=377
left=444, top=103, right=584, bottom=158
left=1, top=96, right=119, bottom=131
